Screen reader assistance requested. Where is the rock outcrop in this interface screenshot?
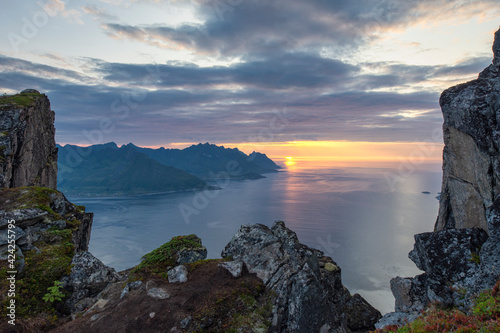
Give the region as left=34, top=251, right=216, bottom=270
left=222, top=221, right=381, bottom=333
left=377, top=27, right=500, bottom=329
left=436, top=28, right=500, bottom=232
left=0, top=89, right=58, bottom=189
left=0, top=186, right=99, bottom=323
left=0, top=187, right=93, bottom=257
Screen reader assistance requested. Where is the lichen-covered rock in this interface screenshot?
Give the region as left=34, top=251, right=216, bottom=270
left=384, top=219, right=497, bottom=323
left=63, top=251, right=120, bottom=312
left=147, top=287, right=170, bottom=299
left=0, top=187, right=93, bottom=253
left=0, top=90, right=57, bottom=189
left=409, top=228, right=488, bottom=281
left=0, top=186, right=98, bottom=319
left=222, top=221, right=381, bottom=333
left=167, top=265, right=188, bottom=283
left=176, top=246, right=207, bottom=265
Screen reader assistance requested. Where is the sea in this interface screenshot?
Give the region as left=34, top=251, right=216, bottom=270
left=68, top=159, right=442, bottom=315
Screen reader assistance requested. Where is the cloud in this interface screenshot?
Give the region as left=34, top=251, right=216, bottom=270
left=0, top=52, right=450, bottom=145
left=38, top=0, right=84, bottom=24
left=101, top=0, right=499, bottom=60
left=97, top=53, right=357, bottom=90
left=82, top=5, right=118, bottom=21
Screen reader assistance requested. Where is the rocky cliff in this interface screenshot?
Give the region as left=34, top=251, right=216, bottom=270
left=0, top=91, right=110, bottom=332
left=436, top=28, right=500, bottom=232
left=377, top=27, right=500, bottom=329
left=0, top=89, right=58, bottom=189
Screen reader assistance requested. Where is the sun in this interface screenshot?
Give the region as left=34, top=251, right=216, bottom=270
left=285, top=156, right=295, bottom=166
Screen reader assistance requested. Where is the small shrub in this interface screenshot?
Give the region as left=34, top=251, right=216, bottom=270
left=43, top=281, right=64, bottom=303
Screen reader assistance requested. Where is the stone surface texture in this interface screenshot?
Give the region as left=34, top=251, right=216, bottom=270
left=435, top=27, right=500, bottom=232
left=0, top=90, right=58, bottom=189
left=222, top=221, right=381, bottom=333
left=62, top=251, right=121, bottom=312
left=167, top=265, right=188, bottom=283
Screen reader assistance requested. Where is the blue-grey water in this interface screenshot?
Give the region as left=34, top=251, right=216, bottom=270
left=68, top=160, right=442, bottom=314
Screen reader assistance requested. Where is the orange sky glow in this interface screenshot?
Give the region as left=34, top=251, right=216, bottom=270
left=143, top=140, right=444, bottom=166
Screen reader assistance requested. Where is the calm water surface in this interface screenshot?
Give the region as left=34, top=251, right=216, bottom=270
left=68, top=159, right=442, bottom=314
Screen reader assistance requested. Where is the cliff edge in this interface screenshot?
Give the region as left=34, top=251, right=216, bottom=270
left=436, top=27, right=500, bottom=232
left=0, top=91, right=115, bottom=332
left=377, top=27, right=500, bottom=329
left=0, top=89, right=58, bottom=189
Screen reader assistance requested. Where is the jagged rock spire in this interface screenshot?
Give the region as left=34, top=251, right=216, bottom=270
left=493, top=26, right=500, bottom=67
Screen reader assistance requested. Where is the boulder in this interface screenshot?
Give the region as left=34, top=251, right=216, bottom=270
left=409, top=228, right=488, bottom=281
left=176, top=247, right=207, bottom=265
left=0, top=208, right=48, bottom=229
left=63, top=251, right=120, bottom=312
left=222, top=221, right=381, bottom=333
left=167, top=265, right=188, bottom=283
left=218, top=260, right=244, bottom=278
left=147, top=287, right=170, bottom=299
left=345, top=293, right=383, bottom=332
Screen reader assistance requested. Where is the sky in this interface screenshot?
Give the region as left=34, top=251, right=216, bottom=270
left=0, top=0, right=499, bottom=160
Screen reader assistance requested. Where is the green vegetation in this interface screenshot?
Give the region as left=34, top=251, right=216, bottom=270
left=470, top=252, right=481, bottom=264
left=43, top=281, right=65, bottom=303
left=0, top=92, right=41, bottom=108
left=0, top=186, right=58, bottom=211
left=375, top=279, right=500, bottom=333
left=0, top=186, right=86, bottom=328
left=131, top=234, right=203, bottom=277
left=0, top=226, right=74, bottom=318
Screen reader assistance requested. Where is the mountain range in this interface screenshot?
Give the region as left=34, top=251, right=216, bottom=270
left=57, top=142, right=280, bottom=196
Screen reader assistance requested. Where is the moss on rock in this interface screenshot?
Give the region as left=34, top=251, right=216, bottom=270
left=132, top=234, right=204, bottom=277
